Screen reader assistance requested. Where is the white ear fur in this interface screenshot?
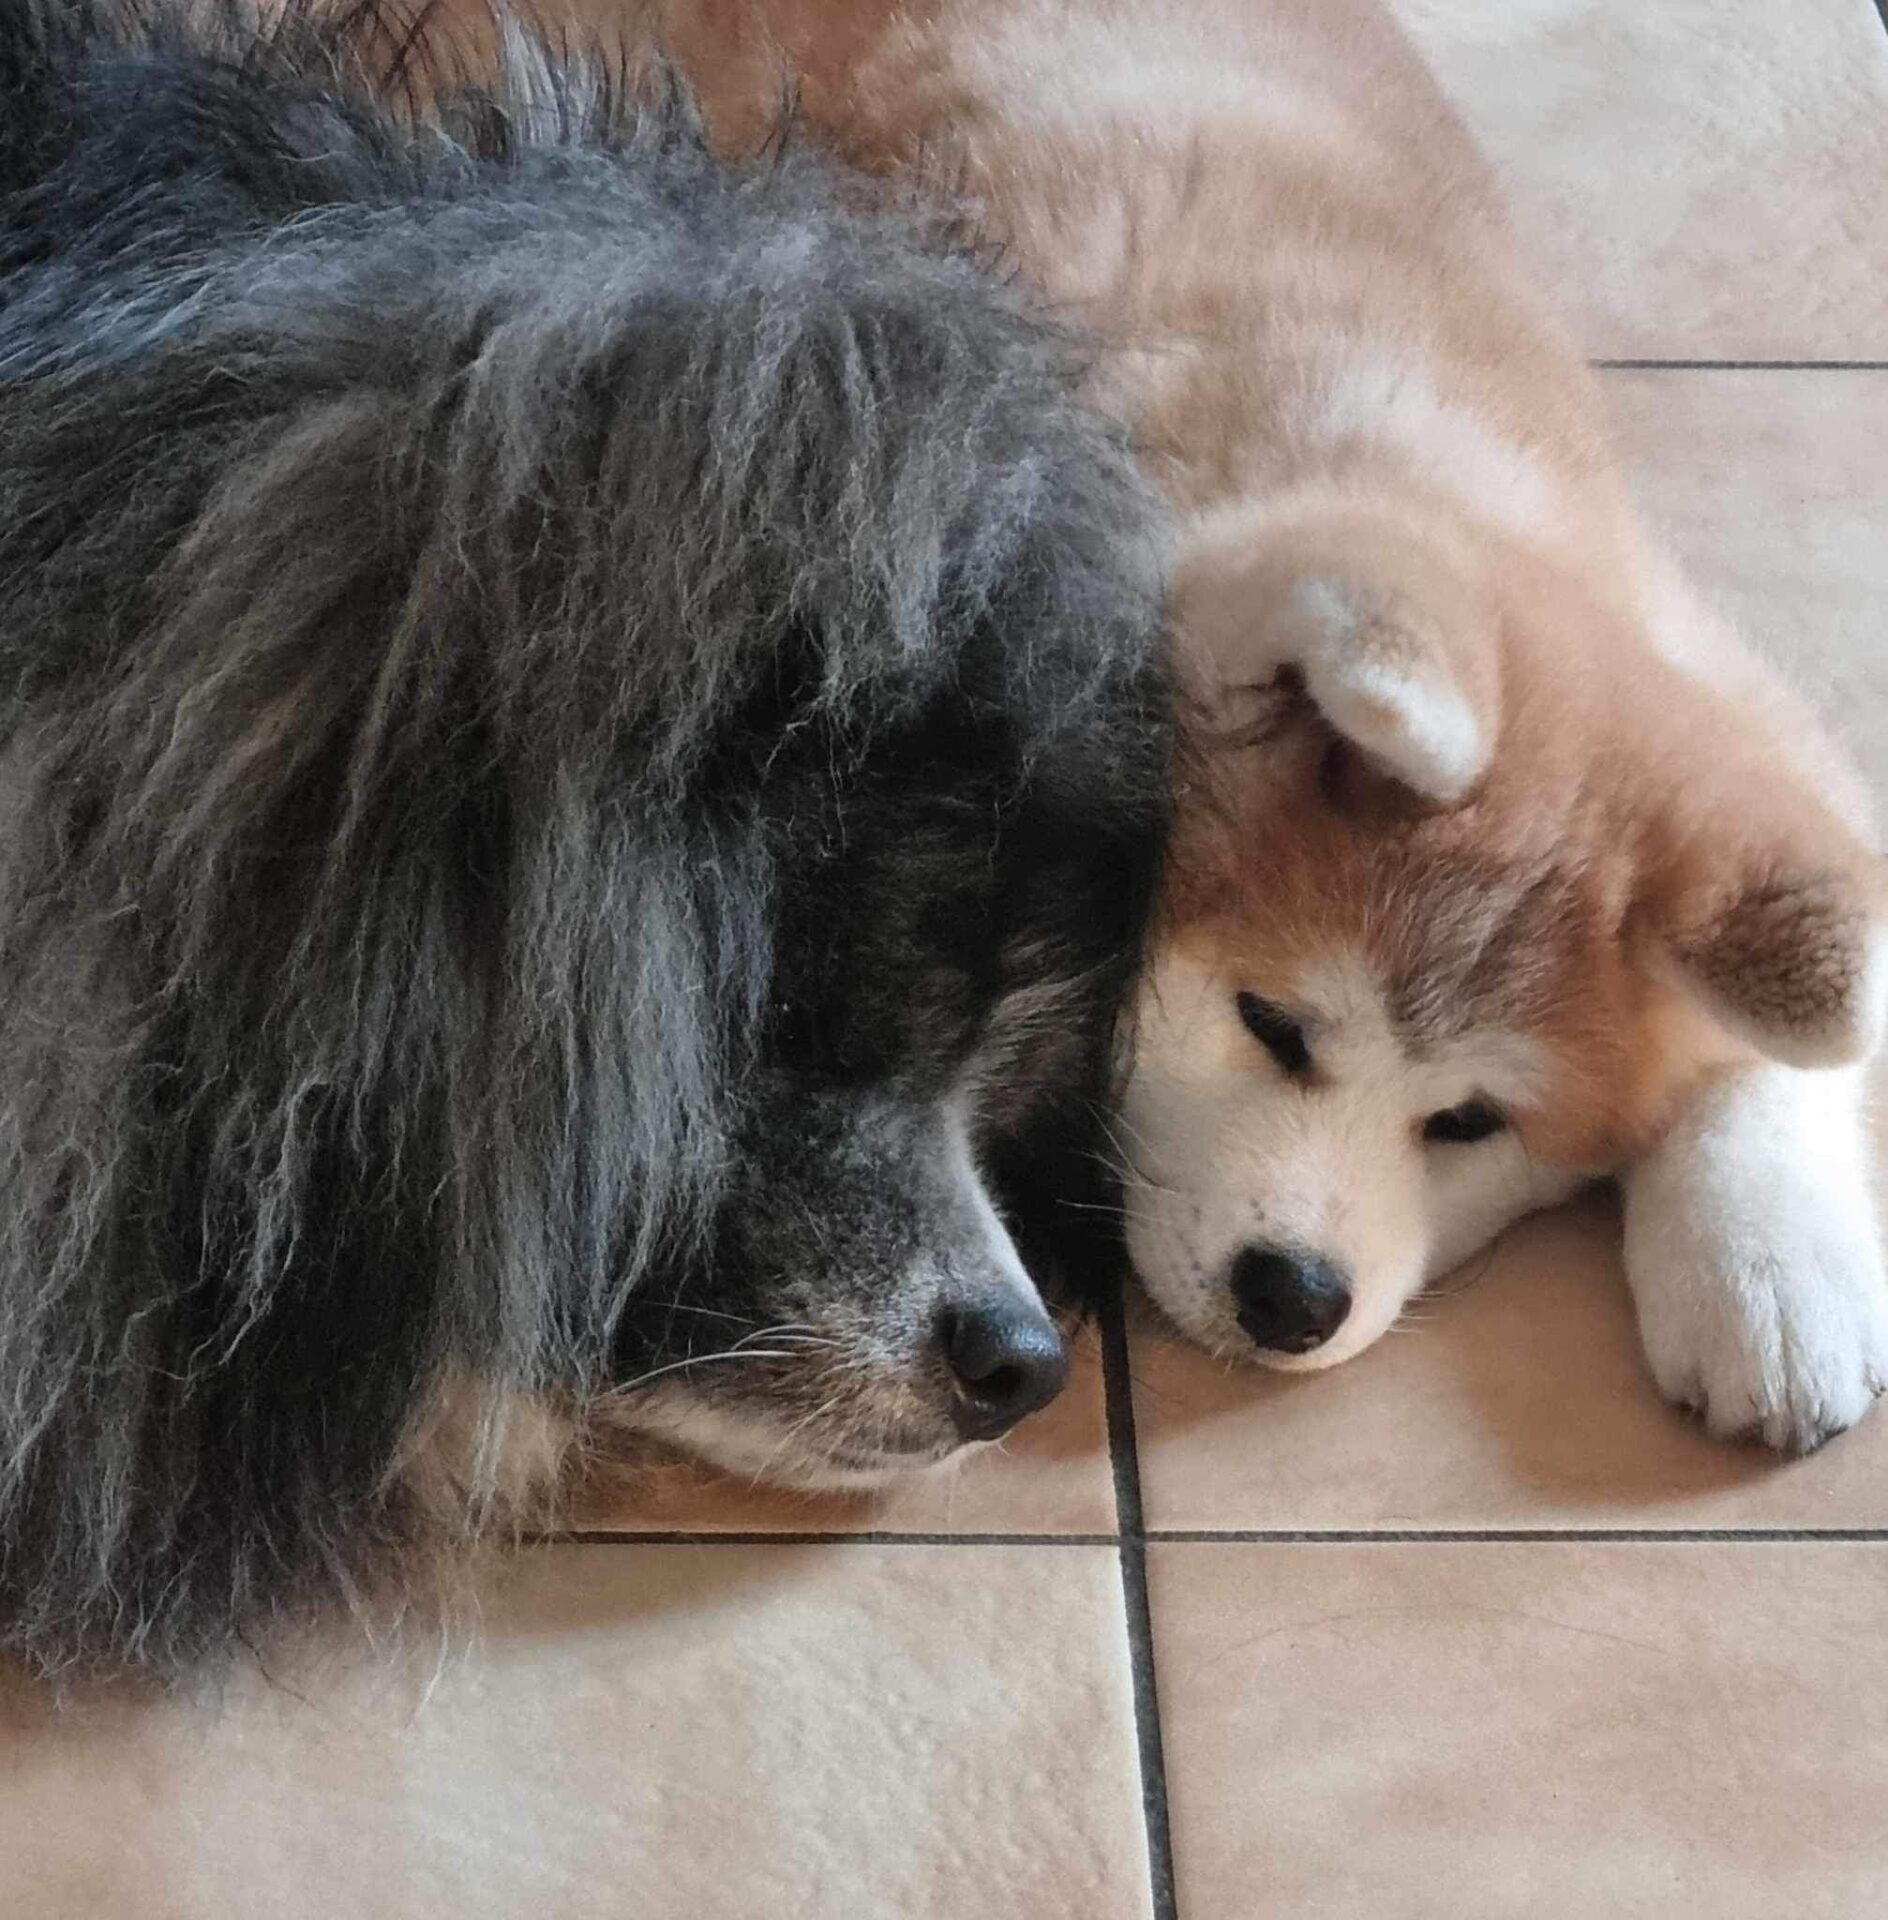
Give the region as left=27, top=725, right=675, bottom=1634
left=1287, top=578, right=1492, bottom=804
left=1173, top=499, right=1500, bottom=807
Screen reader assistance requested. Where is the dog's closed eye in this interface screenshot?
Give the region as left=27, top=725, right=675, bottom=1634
left=1236, top=991, right=1312, bottom=1077
left=1421, top=1097, right=1508, bottom=1145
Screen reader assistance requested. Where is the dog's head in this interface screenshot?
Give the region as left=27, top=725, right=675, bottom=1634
left=563, top=190, right=1172, bottom=1489
left=606, top=643, right=1173, bottom=1486
left=0, top=4, right=1172, bottom=1678
left=1117, top=491, right=1884, bottom=1366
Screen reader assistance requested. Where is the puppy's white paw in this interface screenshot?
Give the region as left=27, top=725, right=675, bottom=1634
left=1623, top=1066, right=1888, bottom=1454
left=1629, top=1212, right=1888, bottom=1452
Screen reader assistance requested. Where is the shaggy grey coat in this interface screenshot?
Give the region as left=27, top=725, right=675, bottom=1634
left=0, top=1, right=1172, bottom=1674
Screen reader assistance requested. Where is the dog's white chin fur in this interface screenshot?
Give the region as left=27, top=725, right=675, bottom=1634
left=610, top=1387, right=968, bottom=1491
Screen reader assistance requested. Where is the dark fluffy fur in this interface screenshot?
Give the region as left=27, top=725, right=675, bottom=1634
left=0, top=0, right=1171, bottom=1674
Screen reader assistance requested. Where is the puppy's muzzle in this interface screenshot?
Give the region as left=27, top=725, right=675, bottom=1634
left=1230, top=1246, right=1353, bottom=1354
left=938, top=1296, right=1070, bottom=1440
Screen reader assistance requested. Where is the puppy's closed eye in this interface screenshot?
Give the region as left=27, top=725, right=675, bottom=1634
left=1421, top=1097, right=1507, bottom=1145
left=1236, top=991, right=1312, bottom=1077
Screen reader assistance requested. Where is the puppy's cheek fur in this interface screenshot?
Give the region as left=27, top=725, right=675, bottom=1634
left=1419, top=1134, right=1592, bottom=1283
left=1123, top=1177, right=1242, bottom=1354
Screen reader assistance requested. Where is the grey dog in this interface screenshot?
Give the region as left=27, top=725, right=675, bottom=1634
left=0, top=0, right=1172, bottom=1674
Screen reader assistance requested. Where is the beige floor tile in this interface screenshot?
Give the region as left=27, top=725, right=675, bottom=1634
left=1150, top=1540, right=1888, bottom=1919
left=575, top=1321, right=1117, bottom=1535
left=1130, top=1192, right=1888, bottom=1532
left=1, top=1543, right=1151, bottom=1920
left=1392, top=0, right=1888, bottom=359
left=1604, top=367, right=1888, bottom=791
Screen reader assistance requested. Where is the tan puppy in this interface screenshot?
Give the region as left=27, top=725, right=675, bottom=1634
left=593, top=0, right=1888, bottom=1450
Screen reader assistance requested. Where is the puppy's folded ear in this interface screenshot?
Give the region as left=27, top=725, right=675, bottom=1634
left=1174, top=495, right=1500, bottom=805
left=1641, top=776, right=1888, bottom=1070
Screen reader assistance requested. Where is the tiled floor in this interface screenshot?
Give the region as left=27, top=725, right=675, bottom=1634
left=6, top=4, right=1888, bottom=1916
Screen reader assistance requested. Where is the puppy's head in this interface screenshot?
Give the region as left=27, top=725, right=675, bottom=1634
left=1118, top=493, right=1884, bottom=1366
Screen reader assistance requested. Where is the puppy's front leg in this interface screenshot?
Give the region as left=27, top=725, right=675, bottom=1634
left=1622, top=1061, right=1888, bottom=1452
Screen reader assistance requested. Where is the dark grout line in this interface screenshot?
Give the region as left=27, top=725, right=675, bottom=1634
left=529, top=1525, right=1888, bottom=1548
left=527, top=1528, right=1118, bottom=1548
left=1101, top=1288, right=1180, bottom=1920
left=1593, top=357, right=1888, bottom=371
left=1149, top=1528, right=1888, bottom=1544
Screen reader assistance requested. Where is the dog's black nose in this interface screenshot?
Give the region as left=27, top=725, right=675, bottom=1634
left=940, top=1297, right=1070, bottom=1440
left=1230, top=1246, right=1352, bottom=1354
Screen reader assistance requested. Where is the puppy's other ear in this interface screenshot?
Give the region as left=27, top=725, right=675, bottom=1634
left=1174, top=495, right=1500, bottom=805
left=1643, top=783, right=1888, bottom=1069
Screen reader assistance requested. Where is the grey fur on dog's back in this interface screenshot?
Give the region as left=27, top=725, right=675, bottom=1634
left=0, top=1, right=1170, bottom=1674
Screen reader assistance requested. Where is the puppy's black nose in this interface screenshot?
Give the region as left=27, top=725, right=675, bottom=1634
left=1230, top=1246, right=1352, bottom=1354
left=940, top=1297, right=1070, bottom=1440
